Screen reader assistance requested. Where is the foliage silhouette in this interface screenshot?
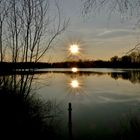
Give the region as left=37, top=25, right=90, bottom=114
left=0, top=75, right=62, bottom=140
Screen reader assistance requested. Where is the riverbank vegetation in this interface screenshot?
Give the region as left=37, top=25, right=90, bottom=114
left=0, top=51, right=140, bottom=71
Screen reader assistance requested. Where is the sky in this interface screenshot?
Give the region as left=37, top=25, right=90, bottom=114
left=46, top=0, right=140, bottom=62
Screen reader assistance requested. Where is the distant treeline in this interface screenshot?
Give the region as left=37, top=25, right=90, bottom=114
left=0, top=52, right=140, bottom=70
left=0, top=62, right=52, bottom=72
left=52, top=52, right=140, bottom=68
left=51, top=60, right=140, bottom=68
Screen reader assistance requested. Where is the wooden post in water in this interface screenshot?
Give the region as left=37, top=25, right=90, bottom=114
left=68, top=102, right=72, bottom=140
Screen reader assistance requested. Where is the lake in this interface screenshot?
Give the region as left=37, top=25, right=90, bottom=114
left=33, top=68, right=140, bottom=139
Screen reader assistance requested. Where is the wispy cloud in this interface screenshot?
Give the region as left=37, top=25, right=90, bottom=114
left=97, top=29, right=140, bottom=39
left=98, top=95, right=140, bottom=103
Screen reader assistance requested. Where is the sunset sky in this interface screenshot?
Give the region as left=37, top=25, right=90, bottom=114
left=46, top=0, right=140, bottom=62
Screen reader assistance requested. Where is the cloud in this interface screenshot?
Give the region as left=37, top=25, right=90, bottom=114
left=98, top=96, right=140, bottom=103
left=97, top=29, right=139, bottom=39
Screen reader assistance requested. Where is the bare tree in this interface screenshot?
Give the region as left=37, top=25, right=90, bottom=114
left=0, top=0, right=68, bottom=96
left=1, top=0, right=68, bottom=63
left=0, top=0, right=10, bottom=62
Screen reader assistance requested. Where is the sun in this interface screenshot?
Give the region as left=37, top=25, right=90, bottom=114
left=69, top=44, right=79, bottom=54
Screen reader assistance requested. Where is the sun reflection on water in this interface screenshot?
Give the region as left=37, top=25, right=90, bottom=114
left=68, top=78, right=87, bottom=96
left=70, top=79, right=79, bottom=88
left=71, top=67, right=78, bottom=73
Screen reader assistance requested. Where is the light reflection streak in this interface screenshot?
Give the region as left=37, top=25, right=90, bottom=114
left=71, top=67, right=78, bottom=73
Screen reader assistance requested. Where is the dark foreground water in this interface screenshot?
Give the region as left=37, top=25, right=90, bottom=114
left=34, top=68, right=140, bottom=139
left=1, top=68, right=140, bottom=139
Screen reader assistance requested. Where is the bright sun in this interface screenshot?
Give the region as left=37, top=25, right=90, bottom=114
left=69, top=44, right=79, bottom=54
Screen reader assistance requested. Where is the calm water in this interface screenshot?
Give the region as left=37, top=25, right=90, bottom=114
left=35, top=68, right=140, bottom=139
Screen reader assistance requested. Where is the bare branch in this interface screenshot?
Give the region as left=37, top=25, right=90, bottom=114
left=82, top=0, right=140, bottom=17
left=2, top=0, right=68, bottom=63
left=126, top=43, right=140, bottom=54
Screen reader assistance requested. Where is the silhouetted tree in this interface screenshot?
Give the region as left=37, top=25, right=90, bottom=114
left=110, top=56, right=119, bottom=63
left=121, top=55, right=131, bottom=63
left=0, top=0, right=10, bottom=62
left=0, top=0, right=68, bottom=63
left=129, top=52, right=140, bottom=63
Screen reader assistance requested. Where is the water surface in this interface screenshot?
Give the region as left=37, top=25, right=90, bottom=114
left=35, top=68, right=140, bottom=139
